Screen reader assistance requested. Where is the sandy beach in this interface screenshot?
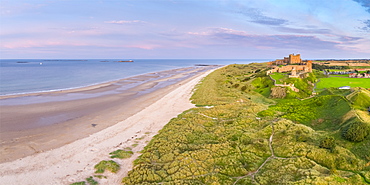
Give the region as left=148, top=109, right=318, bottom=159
left=0, top=65, right=219, bottom=184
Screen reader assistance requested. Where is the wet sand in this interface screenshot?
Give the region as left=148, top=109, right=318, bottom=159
left=0, top=65, right=219, bottom=163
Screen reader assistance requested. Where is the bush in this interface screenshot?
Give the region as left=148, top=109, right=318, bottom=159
left=242, top=77, right=250, bottom=82
left=257, top=109, right=276, bottom=117
left=94, top=160, right=120, bottom=173
left=233, top=83, right=240, bottom=88
left=343, top=121, right=370, bottom=142
left=86, top=176, right=98, bottom=185
left=319, top=137, right=336, bottom=151
left=70, top=182, right=86, bottom=185
left=109, top=149, right=133, bottom=159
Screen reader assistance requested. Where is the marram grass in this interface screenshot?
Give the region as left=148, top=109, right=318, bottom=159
left=122, top=64, right=370, bottom=185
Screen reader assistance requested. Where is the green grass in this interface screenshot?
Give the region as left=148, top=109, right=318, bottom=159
left=349, top=66, right=370, bottom=69
left=70, top=177, right=99, bottom=185
left=191, top=63, right=272, bottom=106
left=86, top=176, right=98, bottom=185
left=109, top=149, right=133, bottom=159
left=318, top=88, right=352, bottom=96
left=331, top=74, right=349, bottom=77
left=316, top=77, right=370, bottom=90
left=252, top=77, right=273, bottom=97
left=268, top=72, right=317, bottom=99
left=70, top=182, right=86, bottom=185
left=327, top=69, right=349, bottom=72
left=94, top=160, right=120, bottom=173
left=122, top=63, right=369, bottom=185
left=348, top=89, right=370, bottom=110
left=93, top=175, right=107, bottom=179
left=264, top=95, right=351, bottom=130
left=269, top=72, right=286, bottom=84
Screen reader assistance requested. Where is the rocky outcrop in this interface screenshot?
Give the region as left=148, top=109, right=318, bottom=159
left=270, top=86, right=287, bottom=99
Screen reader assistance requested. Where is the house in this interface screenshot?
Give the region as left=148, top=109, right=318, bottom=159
left=349, top=73, right=357, bottom=78
left=349, top=72, right=370, bottom=78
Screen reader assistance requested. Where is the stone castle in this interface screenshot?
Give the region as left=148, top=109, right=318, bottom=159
left=267, top=54, right=312, bottom=78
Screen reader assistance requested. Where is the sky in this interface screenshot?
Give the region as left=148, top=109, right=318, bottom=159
left=0, top=0, right=370, bottom=59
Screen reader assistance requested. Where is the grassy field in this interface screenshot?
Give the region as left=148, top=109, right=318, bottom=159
left=328, top=69, right=350, bottom=72
left=269, top=72, right=286, bottom=84
left=122, top=64, right=370, bottom=185
left=331, top=74, right=349, bottom=77
left=316, top=77, right=370, bottom=90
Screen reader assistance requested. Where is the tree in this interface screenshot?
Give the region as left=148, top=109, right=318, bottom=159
left=319, top=137, right=336, bottom=151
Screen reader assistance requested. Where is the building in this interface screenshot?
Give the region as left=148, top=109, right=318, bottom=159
left=267, top=54, right=312, bottom=76
left=289, top=54, right=302, bottom=64
left=349, top=73, right=370, bottom=78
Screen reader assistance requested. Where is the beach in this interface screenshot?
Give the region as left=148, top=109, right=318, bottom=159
left=0, top=65, right=219, bottom=184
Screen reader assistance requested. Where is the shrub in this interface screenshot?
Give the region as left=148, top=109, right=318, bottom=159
left=319, top=137, right=336, bottom=151
left=109, top=149, right=133, bottom=159
left=93, top=175, right=107, bottom=179
left=242, top=77, right=250, bottom=82
left=70, top=182, right=86, bottom=185
left=257, top=109, right=276, bottom=117
left=86, top=176, right=98, bottom=185
left=94, top=160, right=120, bottom=173
left=343, top=121, right=370, bottom=142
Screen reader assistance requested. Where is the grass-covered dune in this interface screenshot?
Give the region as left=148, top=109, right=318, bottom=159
left=347, top=89, right=370, bottom=111
left=123, top=64, right=370, bottom=185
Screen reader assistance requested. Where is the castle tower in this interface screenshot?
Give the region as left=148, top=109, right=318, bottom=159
left=289, top=54, right=301, bottom=64
left=306, top=60, right=312, bottom=72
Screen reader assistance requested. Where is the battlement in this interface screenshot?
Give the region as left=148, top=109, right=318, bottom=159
left=288, top=54, right=301, bottom=64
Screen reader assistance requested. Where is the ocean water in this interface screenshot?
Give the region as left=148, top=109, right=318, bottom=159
left=0, top=59, right=269, bottom=96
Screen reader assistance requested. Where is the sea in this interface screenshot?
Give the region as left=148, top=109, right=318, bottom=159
left=0, top=59, right=269, bottom=96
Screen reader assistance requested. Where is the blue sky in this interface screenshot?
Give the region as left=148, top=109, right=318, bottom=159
left=1, top=0, right=369, bottom=59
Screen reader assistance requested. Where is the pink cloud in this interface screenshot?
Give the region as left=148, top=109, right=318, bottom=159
left=104, top=20, right=146, bottom=24
left=1, top=40, right=89, bottom=49
left=124, top=44, right=160, bottom=50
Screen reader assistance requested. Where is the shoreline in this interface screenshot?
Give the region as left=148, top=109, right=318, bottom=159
left=0, top=65, right=220, bottom=162
left=0, top=65, right=219, bottom=184
left=0, top=66, right=216, bottom=100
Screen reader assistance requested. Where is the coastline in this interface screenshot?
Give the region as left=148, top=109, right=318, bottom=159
left=0, top=65, right=220, bottom=161
left=0, top=66, right=201, bottom=100
left=0, top=65, right=219, bottom=184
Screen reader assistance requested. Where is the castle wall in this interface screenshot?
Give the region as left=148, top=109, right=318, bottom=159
left=306, top=60, right=312, bottom=72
